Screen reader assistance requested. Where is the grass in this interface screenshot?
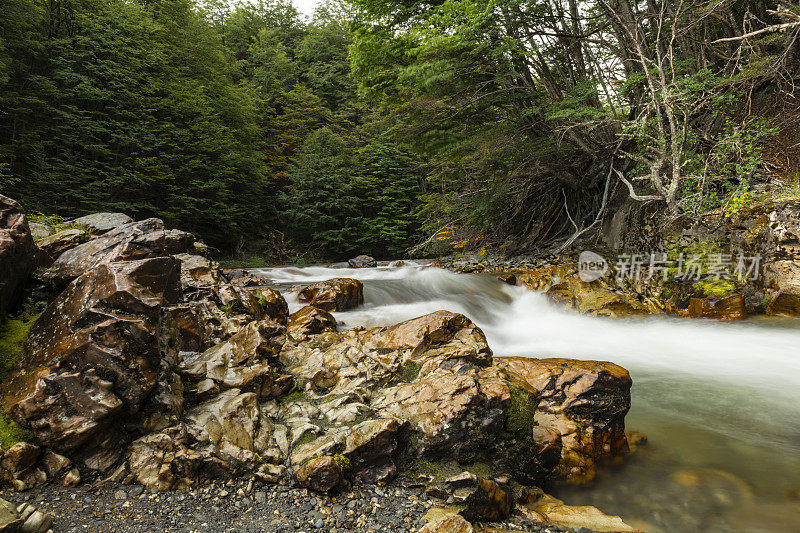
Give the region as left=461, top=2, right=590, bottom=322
left=0, top=311, right=41, bottom=447
left=0, top=313, right=40, bottom=381
left=28, top=212, right=95, bottom=240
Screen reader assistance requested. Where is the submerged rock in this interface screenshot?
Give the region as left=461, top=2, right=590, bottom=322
left=298, top=278, right=363, bottom=311
left=0, top=195, right=36, bottom=316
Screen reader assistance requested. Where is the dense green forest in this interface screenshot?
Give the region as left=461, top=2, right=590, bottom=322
left=1, top=0, right=799, bottom=259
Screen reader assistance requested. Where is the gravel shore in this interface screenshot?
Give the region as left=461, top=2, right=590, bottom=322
left=2, top=478, right=587, bottom=533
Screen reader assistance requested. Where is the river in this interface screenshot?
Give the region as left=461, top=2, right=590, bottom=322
left=253, top=261, right=800, bottom=532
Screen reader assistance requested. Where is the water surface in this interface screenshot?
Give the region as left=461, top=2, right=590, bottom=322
left=254, top=263, right=800, bottom=532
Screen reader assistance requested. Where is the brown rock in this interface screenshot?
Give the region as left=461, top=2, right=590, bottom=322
left=179, top=320, right=288, bottom=399
left=6, top=257, right=181, bottom=466
left=766, top=291, right=800, bottom=317
left=687, top=294, right=746, bottom=320
left=295, top=455, right=343, bottom=493
left=495, top=357, right=631, bottom=484
left=417, top=514, right=473, bottom=533
left=298, top=278, right=363, bottom=311
left=49, top=218, right=190, bottom=285
left=0, top=442, right=41, bottom=490
left=458, top=476, right=513, bottom=522
left=343, top=418, right=399, bottom=482
left=287, top=305, right=337, bottom=339
left=0, top=498, right=22, bottom=531
left=348, top=255, right=377, bottom=268
left=251, top=287, right=290, bottom=325
left=35, top=228, right=88, bottom=267
left=0, top=195, right=36, bottom=316
left=497, top=273, right=517, bottom=285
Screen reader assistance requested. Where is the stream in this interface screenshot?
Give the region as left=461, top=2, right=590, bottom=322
left=253, top=261, right=800, bottom=532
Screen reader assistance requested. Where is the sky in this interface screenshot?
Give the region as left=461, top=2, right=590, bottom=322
left=291, top=0, right=319, bottom=16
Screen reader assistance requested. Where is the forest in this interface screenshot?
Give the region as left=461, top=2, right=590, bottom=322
left=2, top=0, right=799, bottom=260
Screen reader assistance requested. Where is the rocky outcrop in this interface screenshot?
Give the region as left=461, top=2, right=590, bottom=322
left=0, top=498, right=52, bottom=533
left=4, top=257, right=182, bottom=469
left=295, top=455, right=343, bottom=493
left=47, top=218, right=193, bottom=286
left=348, top=255, right=377, bottom=268
left=0, top=195, right=36, bottom=316
left=72, top=212, right=133, bottom=233
left=495, top=357, right=631, bottom=484
left=686, top=294, right=746, bottom=320
left=35, top=228, right=88, bottom=267
left=298, top=278, right=363, bottom=311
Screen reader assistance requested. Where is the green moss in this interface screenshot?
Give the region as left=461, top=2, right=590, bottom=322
left=28, top=213, right=94, bottom=240
left=333, top=454, right=351, bottom=471
left=504, top=385, right=537, bottom=434
left=0, top=414, right=36, bottom=449
left=0, top=313, right=40, bottom=382
left=398, top=361, right=422, bottom=383
left=410, top=458, right=446, bottom=479
left=280, top=389, right=307, bottom=404
left=693, top=278, right=736, bottom=298
left=463, top=462, right=492, bottom=478
left=293, top=431, right=318, bottom=448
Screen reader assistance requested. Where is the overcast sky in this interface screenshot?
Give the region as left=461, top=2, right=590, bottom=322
left=291, top=0, right=318, bottom=16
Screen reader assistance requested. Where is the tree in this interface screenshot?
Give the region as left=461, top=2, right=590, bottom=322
left=279, top=127, right=361, bottom=257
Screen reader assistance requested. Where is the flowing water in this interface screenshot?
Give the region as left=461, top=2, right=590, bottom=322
left=254, top=262, right=800, bottom=532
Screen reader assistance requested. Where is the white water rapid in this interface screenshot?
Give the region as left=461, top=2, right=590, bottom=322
left=253, top=262, right=800, bottom=532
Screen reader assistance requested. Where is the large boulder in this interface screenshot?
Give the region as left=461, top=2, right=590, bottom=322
left=348, top=255, right=377, bottom=268
left=494, top=357, right=631, bottom=484
left=4, top=257, right=182, bottom=469
left=35, top=228, right=88, bottom=267
left=298, top=278, right=363, bottom=311
left=72, top=212, right=133, bottom=233
left=0, top=195, right=36, bottom=316
left=48, top=218, right=193, bottom=286
left=295, top=455, right=343, bottom=493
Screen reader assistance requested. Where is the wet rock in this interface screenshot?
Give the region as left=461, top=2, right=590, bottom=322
left=497, top=273, right=517, bottom=285
left=495, top=357, right=631, bottom=484
left=686, top=294, right=746, bottom=320
left=72, top=212, right=133, bottom=233
left=5, top=257, right=181, bottom=467
left=127, top=425, right=212, bottom=491
left=343, top=418, right=399, bottom=482
left=417, top=514, right=473, bottom=533
left=0, top=443, right=41, bottom=491
left=287, top=305, right=337, bottom=339
left=35, top=228, right=88, bottom=267
left=295, top=456, right=343, bottom=493
left=179, top=320, right=289, bottom=399
left=0, top=498, right=22, bottom=531
left=452, top=474, right=512, bottom=523
left=520, top=492, right=637, bottom=532
left=298, top=278, right=363, bottom=312
left=348, top=255, right=377, bottom=268
left=248, top=287, right=290, bottom=325
left=48, top=218, right=178, bottom=285
left=766, top=291, right=800, bottom=317
left=0, top=195, right=36, bottom=316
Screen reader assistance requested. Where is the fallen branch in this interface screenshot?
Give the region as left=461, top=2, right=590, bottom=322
left=711, top=22, right=800, bottom=44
